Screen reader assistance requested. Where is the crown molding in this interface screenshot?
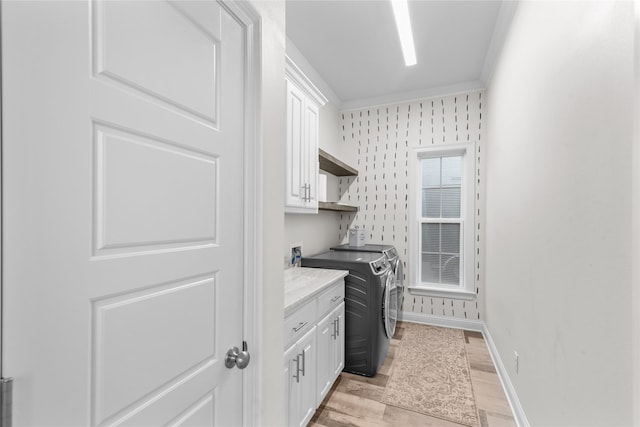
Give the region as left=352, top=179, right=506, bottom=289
left=339, top=80, right=485, bottom=112
left=481, top=1, right=520, bottom=86
left=285, top=38, right=341, bottom=108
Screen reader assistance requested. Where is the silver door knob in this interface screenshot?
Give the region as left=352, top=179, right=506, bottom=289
left=225, top=341, right=250, bottom=369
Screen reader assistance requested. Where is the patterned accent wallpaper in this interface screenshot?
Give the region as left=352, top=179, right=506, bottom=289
left=337, top=90, right=485, bottom=320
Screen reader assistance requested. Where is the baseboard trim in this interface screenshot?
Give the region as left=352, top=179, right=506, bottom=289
left=481, top=324, right=530, bottom=427
left=399, top=311, right=530, bottom=427
left=399, top=311, right=485, bottom=332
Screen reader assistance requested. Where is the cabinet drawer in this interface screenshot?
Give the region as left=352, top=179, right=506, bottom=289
left=317, top=279, right=344, bottom=318
left=284, top=298, right=317, bottom=348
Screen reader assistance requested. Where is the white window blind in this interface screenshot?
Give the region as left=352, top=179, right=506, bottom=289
left=420, top=155, right=462, bottom=287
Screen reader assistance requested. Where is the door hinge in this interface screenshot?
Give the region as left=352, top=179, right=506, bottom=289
left=0, top=377, right=13, bottom=427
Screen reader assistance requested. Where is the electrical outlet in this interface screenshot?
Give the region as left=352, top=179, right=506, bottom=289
left=514, top=351, right=519, bottom=374
left=290, top=243, right=303, bottom=267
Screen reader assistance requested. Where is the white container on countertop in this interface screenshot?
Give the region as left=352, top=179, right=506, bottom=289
left=349, top=226, right=366, bottom=247
left=318, top=173, right=328, bottom=202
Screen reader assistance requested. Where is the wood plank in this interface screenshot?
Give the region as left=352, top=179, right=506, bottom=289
left=335, top=377, right=385, bottom=401
left=463, top=330, right=483, bottom=342
left=314, top=406, right=389, bottom=427
left=341, top=372, right=389, bottom=388
left=319, top=148, right=358, bottom=176
left=383, top=405, right=466, bottom=427
left=323, top=390, right=387, bottom=421
left=318, top=201, right=358, bottom=212
left=470, top=370, right=513, bottom=416
left=482, top=410, right=517, bottom=427
left=392, top=326, right=405, bottom=340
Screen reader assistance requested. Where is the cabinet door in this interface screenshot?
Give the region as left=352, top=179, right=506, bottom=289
left=297, top=326, right=317, bottom=427
left=285, top=79, right=306, bottom=209
left=303, top=100, right=319, bottom=210
left=332, top=302, right=346, bottom=378
left=283, top=344, right=298, bottom=427
left=316, top=309, right=334, bottom=404
left=317, top=302, right=345, bottom=406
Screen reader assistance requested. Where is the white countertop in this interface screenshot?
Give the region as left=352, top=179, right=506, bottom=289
left=284, top=267, right=348, bottom=316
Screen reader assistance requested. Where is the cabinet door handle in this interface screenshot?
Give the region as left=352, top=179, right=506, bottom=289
left=331, top=318, right=337, bottom=339
left=301, top=184, right=308, bottom=202
left=336, top=316, right=340, bottom=337
left=330, top=295, right=341, bottom=303
left=307, top=183, right=311, bottom=201
left=300, top=348, right=306, bottom=377
left=293, top=355, right=300, bottom=383
left=292, top=321, right=308, bottom=332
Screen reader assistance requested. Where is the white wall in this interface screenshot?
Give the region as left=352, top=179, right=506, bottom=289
left=251, top=1, right=286, bottom=425
left=284, top=211, right=342, bottom=259
left=485, top=2, right=634, bottom=425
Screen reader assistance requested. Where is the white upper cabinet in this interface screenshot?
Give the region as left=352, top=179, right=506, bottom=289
left=285, top=56, right=327, bottom=214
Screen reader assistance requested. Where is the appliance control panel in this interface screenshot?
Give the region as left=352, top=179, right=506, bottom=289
left=370, top=259, right=390, bottom=274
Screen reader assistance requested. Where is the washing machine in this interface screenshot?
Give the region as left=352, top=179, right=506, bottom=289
left=302, top=251, right=397, bottom=377
left=330, top=244, right=405, bottom=311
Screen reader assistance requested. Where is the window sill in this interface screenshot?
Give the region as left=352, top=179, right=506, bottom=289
left=408, top=285, right=476, bottom=301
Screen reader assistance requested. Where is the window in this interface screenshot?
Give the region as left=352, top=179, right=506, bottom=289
left=409, top=144, right=475, bottom=298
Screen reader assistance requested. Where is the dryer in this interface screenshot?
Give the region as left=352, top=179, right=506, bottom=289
left=330, top=244, right=405, bottom=311
left=302, top=251, right=396, bottom=377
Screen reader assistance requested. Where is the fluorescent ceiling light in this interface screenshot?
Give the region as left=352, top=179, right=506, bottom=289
left=391, top=0, right=417, bottom=66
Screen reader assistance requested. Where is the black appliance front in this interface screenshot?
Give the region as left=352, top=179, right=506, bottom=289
left=302, top=251, right=391, bottom=377
left=331, top=243, right=405, bottom=314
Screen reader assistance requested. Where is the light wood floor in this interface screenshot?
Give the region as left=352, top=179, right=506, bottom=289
left=309, top=321, right=516, bottom=427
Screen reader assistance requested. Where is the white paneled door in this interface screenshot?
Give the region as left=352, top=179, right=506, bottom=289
left=2, top=1, right=250, bottom=425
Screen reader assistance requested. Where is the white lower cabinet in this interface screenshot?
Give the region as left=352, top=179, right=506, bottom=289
left=316, top=302, right=345, bottom=403
left=284, top=326, right=317, bottom=427
left=284, top=278, right=345, bottom=427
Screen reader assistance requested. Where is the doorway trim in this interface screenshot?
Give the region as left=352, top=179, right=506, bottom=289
left=633, top=0, right=640, bottom=425
left=0, top=0, right=4, bottom=382
left=221, top=1, right=263, bottom=425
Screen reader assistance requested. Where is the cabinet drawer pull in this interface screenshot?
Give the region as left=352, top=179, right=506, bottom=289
left=293, top=355, right=301, bottom=383
left=330, top=295, right=341, bottom=303
left=292, top=321, right=308, bottom=332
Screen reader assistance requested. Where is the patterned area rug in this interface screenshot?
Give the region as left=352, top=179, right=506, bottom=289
left=382, top=324, right=479, bottom=426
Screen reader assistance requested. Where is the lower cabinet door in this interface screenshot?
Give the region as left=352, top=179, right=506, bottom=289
left=317, top=302, right=346, bottom=406
left=284, top=344, right=298, bottom=427
left=297, top=326, right=317, bottom=427
left=332, top=302, right=345, bottom=378
left=316, top=309, right=334, bottom=404
left=284, top=326, right=317, bottom=427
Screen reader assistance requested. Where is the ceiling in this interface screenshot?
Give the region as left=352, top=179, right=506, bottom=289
left=286, top=0, right=514, bottom=110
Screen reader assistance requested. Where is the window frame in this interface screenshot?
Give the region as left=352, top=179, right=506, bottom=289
left=408, top=143, right=476, bottom=300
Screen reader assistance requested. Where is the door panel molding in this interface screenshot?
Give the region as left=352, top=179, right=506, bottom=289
left=0, top=0, right=261, bottom=424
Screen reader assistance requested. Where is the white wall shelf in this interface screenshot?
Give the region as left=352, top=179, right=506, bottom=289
left=317, top=149, right=358, bottom=212
left=318, top=202, right=358, bottom=213
left=318, top=149, right=358, bottom=177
